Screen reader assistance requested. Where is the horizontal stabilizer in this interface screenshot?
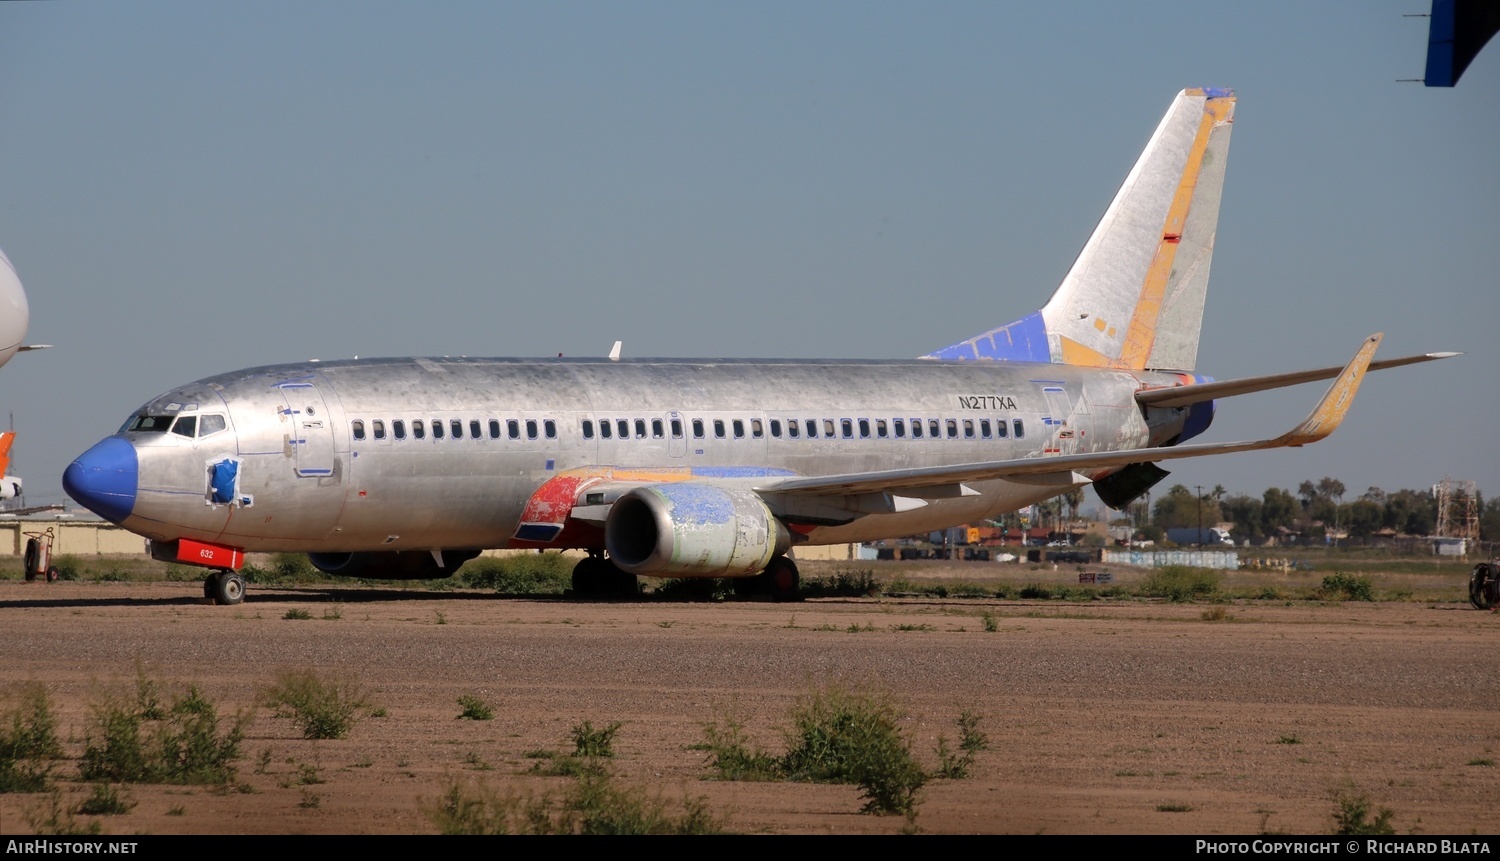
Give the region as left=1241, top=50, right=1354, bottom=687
left=755, top=334, right=1382, bottom=499
left=1135, top=350, right=1459, bottom=409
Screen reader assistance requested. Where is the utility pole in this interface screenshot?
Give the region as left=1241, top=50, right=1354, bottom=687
left=1196, top=485, right=1204, bottom=547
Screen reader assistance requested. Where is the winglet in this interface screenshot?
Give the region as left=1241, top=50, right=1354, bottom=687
left=1273, top=333, right=1381, bottom=447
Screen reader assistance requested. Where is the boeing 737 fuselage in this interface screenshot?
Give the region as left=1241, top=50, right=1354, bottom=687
left=61, top=89, right=1455, bottom=604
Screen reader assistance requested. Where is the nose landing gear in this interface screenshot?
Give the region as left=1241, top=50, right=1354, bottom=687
left=204, top=570, right=246, bottom=606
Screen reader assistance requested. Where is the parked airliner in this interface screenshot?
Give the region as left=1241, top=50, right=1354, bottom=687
left=0, top=248, right=50, bottom=502
left=62, top=89, right=1455, bottom=604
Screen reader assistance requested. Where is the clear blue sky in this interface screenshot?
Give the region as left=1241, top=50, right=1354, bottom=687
left=2, top=1, right=1495, bottom=511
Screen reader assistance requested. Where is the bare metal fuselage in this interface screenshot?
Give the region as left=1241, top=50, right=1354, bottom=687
left=109, top=357, right=1189, bottom=555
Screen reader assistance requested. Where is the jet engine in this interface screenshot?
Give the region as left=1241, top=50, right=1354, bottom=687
left=605, top=483, right=790, bottom=578
left=307, top=549, right=481, bottom=580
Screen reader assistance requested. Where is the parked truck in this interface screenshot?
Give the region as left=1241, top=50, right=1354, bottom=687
left=1166, top=527, right=1235, bottom=547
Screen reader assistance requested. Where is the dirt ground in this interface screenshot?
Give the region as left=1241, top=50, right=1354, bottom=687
left=0, top=567, right=1496, bottom=836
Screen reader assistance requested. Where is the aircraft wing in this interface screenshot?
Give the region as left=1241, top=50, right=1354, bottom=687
left=1135, top=350, right=1458, bottom=410
left=754, top=333, right=1384, bottom=501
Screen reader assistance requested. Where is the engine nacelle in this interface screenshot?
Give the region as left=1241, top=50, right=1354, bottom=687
left=307, top=549, right=481, bottom=580
left=605, top=483, right=790, bottom=578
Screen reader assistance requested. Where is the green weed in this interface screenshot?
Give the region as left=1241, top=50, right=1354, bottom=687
left=457, top=694, right=494, bottom=721
left=261, top=668, right=374, bottom=740
left=460, top=552, right=573, bottom=594
left=698, top=713, right=782, bottom=781
left=25, top=791, right=102, bottom=836
left=1321, top=573, right=1375, bottom=602
left=571, top=721, right=622, bottom=758
left=283, top=608, right=313, bottom=620
left=1330, top=787, right=1396, bottom=835
left=1140, top=566, right=1221, bottom=602
left=781, top=684, right=925, bottom=816
left=76, top=782, right=135, bottom=816
left=79, top=681, right=247, bottom=785
left=979, top=610, right=999, bottom=632
left=0, top=682, right=63, bottom=793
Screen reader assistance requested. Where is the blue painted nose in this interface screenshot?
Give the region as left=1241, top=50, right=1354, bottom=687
left=63, top=436, right=138, bottom=524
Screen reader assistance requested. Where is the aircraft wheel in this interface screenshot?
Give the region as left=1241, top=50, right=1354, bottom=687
left=761, top=556, right=801, bottom=603
left=571, top=557, right=606, bottom=597
left=1470, top=563, right=1498, bottom=611
left=601, top=561, right=638, bottom=599
left=210, top=571, right=246, bottom=606
left=731, top=577, right=760, bottom=600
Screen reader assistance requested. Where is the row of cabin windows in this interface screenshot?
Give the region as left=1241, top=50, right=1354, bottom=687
left=351, top=417, right=558, bottom=443
left=581, top=416, right=1024, bottom=442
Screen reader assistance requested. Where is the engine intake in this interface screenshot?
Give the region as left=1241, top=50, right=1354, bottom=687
left=605, top=483, right=789, bottom=578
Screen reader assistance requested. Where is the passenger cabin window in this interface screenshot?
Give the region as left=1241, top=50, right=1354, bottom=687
left=615, top=419, right=628, bottom=439
left=946, top=419, right=958, bottom=439
left=804, top=419, right=817, bottom=438
left=876, top=419, right=888, bottom=438
left=600, top=420, right=613, bottom=439
left=1012, top=419, right=1025, bottom=438
left=508, top=420, right=520, bottom=440
left=823, top=419, right=835, bottom=437
left=996, top=419, right=1008, bottom=438
left=751, top=419, right=763, bottom=439
left=963, top=419, right=974, bottom=439
left=732, top=419, right=744, bottom=439
left=393, top=420, right=406, bottom=440
left=450, top=419, right=463, bottom=439
left=171, top=416, right=197, bottom=438
left=470, top=420, right=482, bottom=439
left=980, top=419, right=991, bottom=439
left=374, top=420, right=387, bottom=440
left=489, top=419, right=501, bottom=440
left=352, top=420, right=366, bottom=441
left=841, top=419, right=853, bottom=439
left=413, top=420, right=425, bottom=440
left=199, top=414, right=227, bottom=437
left=544, top=420, right=556, bottom=439
left=787, top=420, right=799, bottom=439
left=526, top=419, right=539, bottom=440
left=893, top=419, right=905, bottom=438
left=582, top=420, right=595, bottom=439
left=432, top=421, right=444, bottom=440
left=770, top=419, right=781, bottom=438
left=693, top=419, right=704, bottom=439
left=858, top=419, right=870, bottom=439
left=670, top=419, right=683, bottom=438
left=652, top=419, right=664, bottom=439
left=912, top=419, right=923, bottom=439
left=633, top=419, right=646, bottom=439
left=714, top=420, right=726, bottom=439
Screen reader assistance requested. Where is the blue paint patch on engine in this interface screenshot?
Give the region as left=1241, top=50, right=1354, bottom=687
left=689, top=466, right=796, bottom=479
left=923, top=311, right=1051, bottom=363
left=1200, top=87, right=1234, bottom=99
left=658, top=483, right=735, bottom=526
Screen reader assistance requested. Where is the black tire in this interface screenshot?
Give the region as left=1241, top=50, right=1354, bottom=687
left=211, top=571, right=246, bottom=606
left=571, top=557, right=606, bottom=597
left=23, top=538, right=37, bottom=582
left=761, top=556, right=801, bottom=603
left=1471, top=563, right=1497, bottom=611
left=45, top=566, right=59, bottom=583
left=203, top=576, right=216, bottom=600
left=601, top=561, right=638, bottom=599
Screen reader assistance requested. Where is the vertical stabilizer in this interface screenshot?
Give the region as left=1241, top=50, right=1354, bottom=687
left=925, top=88, right=1235, bottom=371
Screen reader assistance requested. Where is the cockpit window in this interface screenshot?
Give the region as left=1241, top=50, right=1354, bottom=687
left=198, top=414, right=227, bottom=437
left=171, top=416, right=198, bottom=438
left=125, top=415, right=175, bottom=433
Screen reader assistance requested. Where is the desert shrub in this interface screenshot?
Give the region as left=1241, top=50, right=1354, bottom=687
left=0, top=682, right=64, bottom=793
left=979, top=610, right=999, bottom=632
left=1320, top=573, right=1374, bottom=602
left=459, top=553, right=572, bottom=594
left=801, top=569, right=880, bottom=598
left=261, top=669, right=374, bottom=740
left=781, top=684, right=925, bottom=815
left=424, top=774, right=725, bottom=835
left=698, top=713, right=782, bottom=781
left=50, top=555, right=81, bottom=581
left=457, top=694, right=494, bottom=721
left=1140, top=566, right=1221, bottom=602
left=243, top=552, right=323, bottom=585
left=933, top=710, right=988, bottom=779
left=649, top=577, right=733, bottom=601
left=571, top=720, right=622, bottom=758
left=1330, top=788, right=1395, bottom=835
left=283, top=608, right=312, bottom=620
left=79, top=682, right=247, bottom=785
left=25, top=791, right=102, bottom=836
left=76, top=782, right=135, bottom=816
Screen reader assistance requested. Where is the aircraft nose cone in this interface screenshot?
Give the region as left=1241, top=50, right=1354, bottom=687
left=63, top=437, right=138, bottom=524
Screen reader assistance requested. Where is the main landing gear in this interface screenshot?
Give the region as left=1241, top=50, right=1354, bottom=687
left=203, top=570, right=246, bottom=606
left=731, top=556, right=802, bottom=602
left=1470, top=562, right=1498, bottom=611
left=571, top=554, right=638, bottom=599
